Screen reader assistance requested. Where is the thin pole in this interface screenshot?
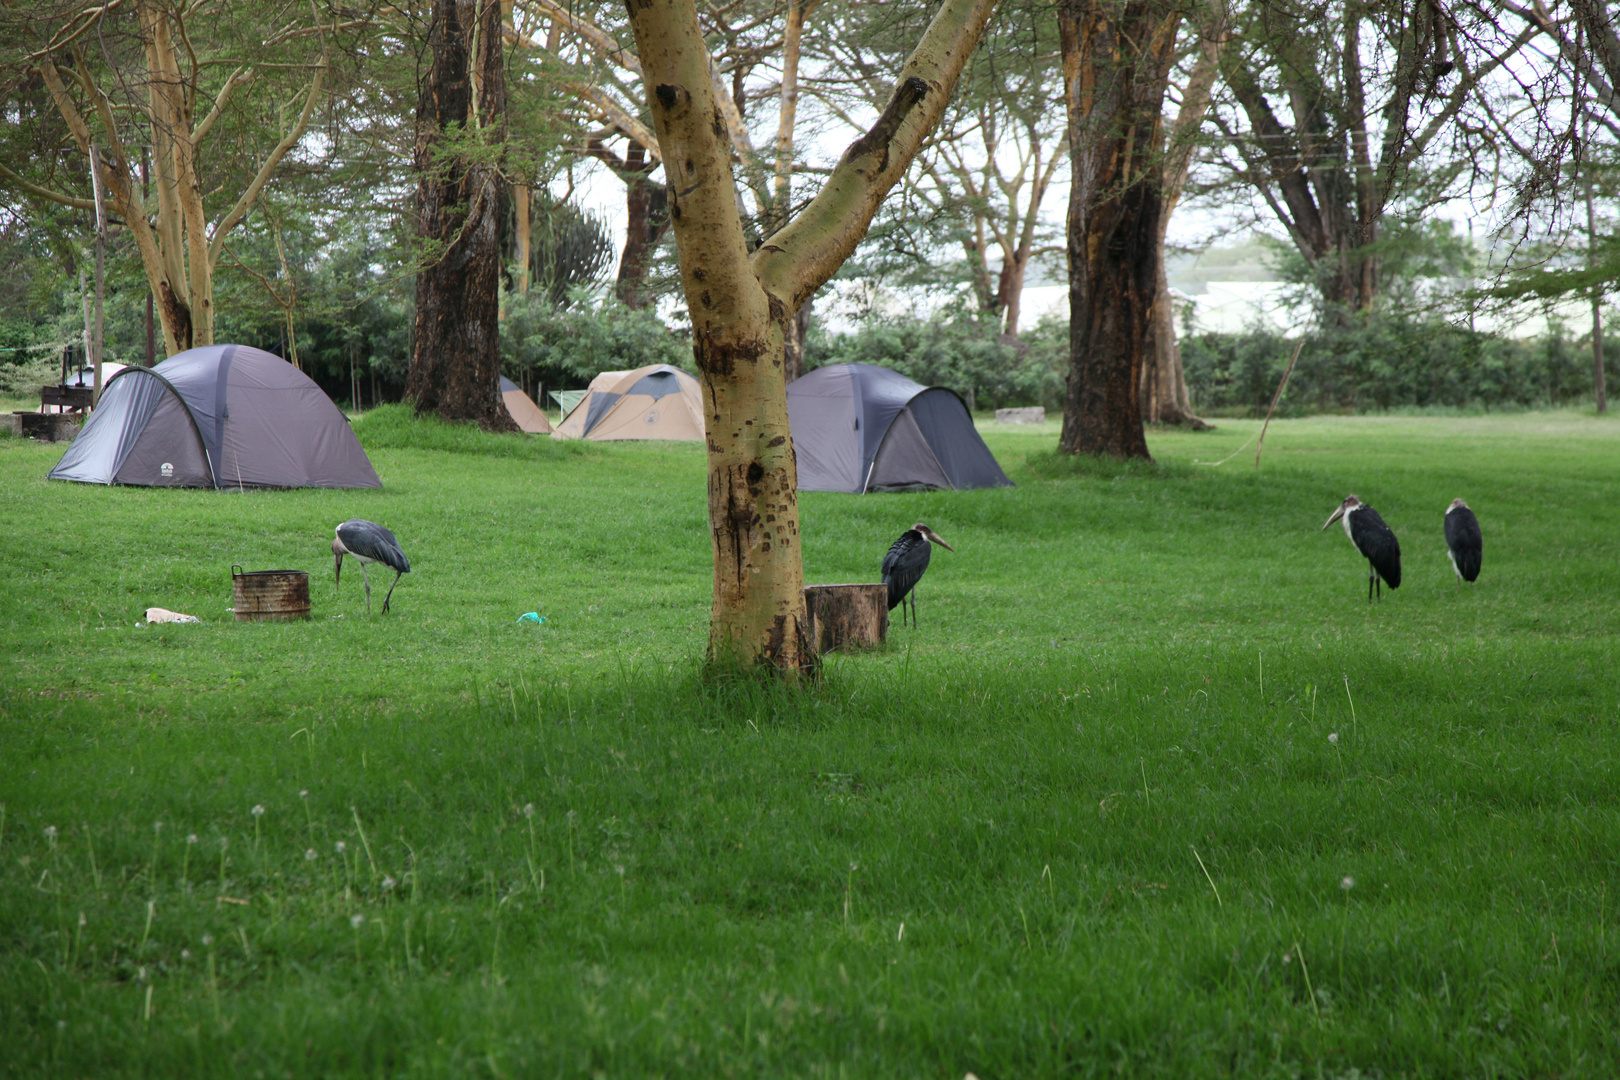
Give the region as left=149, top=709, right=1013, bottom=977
left=88, top=146, right=108, bottom=406
left=1255, top=337, right=1306, bottom=468
left=142, top=147, right=154, bottom=365
left=1584, top=110, right=1607, bottom=413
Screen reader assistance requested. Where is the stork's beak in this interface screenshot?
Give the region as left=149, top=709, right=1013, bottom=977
left=334, top=551, right=343, bottom=585
left=1321, top=504, right=1346, bottom=531
left=925, top=529, right=955, bottom=552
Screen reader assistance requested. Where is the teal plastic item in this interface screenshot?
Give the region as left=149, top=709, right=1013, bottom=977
left=517, top=612, right=546, bottom=624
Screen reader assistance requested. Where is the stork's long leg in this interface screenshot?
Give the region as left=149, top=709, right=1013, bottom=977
left=360, top=562, right=373, bottom=615
left=1368, top=569, right=1375, bottom=602
left=382, top=570, right=403, bottom=614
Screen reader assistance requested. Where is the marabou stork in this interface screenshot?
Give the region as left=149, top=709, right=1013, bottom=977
left=332, top=519, right=411, bottom=614
left=1321, top=495, right=1401, bottom=600
left=881, top=523, right=954, bottom=628
left=1444, top=498, right=1483, bottom=583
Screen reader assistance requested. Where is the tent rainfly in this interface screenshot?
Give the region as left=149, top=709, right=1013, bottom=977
left=47, top=344, right=382, bottom=489
left=785, top=363, right=1014, bottom=493
left=551, top=364, right=704, bottom=441
left=500, top=376, right=553, bottom=434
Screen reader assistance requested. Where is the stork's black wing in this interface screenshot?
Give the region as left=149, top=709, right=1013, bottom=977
left=880, top=531, right=930, bottom=610
left=1348, top=506, right=1400, bottom=588
left=1445, top=507, right=1482, bottom=581
left=337, top=519, right=411, bottom=573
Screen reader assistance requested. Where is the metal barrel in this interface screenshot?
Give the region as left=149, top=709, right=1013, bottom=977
left=231, top=566, right=311, bottom=622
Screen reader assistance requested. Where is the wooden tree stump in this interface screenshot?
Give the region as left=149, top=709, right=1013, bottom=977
left=804, top=584, right=888, bottom=654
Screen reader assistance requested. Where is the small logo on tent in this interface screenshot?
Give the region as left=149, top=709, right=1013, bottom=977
left=645, top=410, right=659, bottom=424
left=161, top=462, right=174, bottom=477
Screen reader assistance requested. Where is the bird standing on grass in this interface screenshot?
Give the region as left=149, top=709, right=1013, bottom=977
left=881, top=523, right=954, bottom=628
left=1444, top=499, right=1483, bottom=582
left=1322, top=496, right=1401, bottom=600
left=333, top=519, right=410, bottom=614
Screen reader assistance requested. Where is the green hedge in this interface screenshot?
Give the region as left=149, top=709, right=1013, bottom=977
left=1181, top=314, right=1614, bottom=415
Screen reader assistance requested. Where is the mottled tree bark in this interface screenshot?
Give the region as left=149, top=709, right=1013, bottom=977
left=1057, top=0, right=1179, bottom=459
left=408, top=0, right=517, bottom=430
left=624, top=0, right=997, bottom=679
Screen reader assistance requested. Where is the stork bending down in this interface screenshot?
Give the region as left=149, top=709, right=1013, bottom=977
left=333, top=519, right=411, bottom=614
left=1322, top=496, right=1401, bottom=600
left=1444, top=499, right=1483, bottom=583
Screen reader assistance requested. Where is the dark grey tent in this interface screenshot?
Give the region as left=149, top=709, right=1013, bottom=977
left=786, top=363, right=1013, bottom=493
left=48, top=344, right=381, bottom=489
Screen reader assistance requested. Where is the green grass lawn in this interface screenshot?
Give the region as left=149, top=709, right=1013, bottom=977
left=2, top=407, right=1618, bottom=1078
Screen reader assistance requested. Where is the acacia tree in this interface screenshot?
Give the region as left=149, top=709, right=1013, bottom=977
left=0, top=0, right=332, bottom=356
left=816, top=1, right=1067, bottom=338
left=1058, top=0, right=1182, bottom=459
left=408, top=0, right=517, bottom=429
left=623, top=0, right=998, bottom=677
left=1494, top=0, right=1619, bottom=411
left=1209, top=0, right=1537, bottom=322
left=512, top=0, right=810, bottom=314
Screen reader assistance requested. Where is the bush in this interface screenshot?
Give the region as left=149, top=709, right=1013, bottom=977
left=501, top=289, right=691, bottom=391
left=1179, top=313, right=1612, bottom=415
left=805, top=311, right=1063, bottom=410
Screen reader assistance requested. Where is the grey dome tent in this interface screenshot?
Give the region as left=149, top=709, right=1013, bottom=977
left=47, top=344, right=381, bottom=489
left=786, top=363, right=1013, bottom=493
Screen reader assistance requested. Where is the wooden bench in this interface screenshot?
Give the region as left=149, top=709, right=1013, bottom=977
left=41, top=384, right=94, bottom=412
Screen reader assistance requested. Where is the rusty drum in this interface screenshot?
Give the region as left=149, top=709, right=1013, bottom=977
left=232, top=566, right=311, bottom=622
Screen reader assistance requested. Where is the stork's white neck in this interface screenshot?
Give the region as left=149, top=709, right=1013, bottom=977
left=1340, top=507, right=1357, bottom=543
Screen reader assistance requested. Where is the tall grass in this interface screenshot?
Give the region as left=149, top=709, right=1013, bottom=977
left=1, top=409, right=1617, bottom=1077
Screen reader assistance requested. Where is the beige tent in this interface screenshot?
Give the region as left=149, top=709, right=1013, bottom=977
left=552, top=365, right=705, bottom=441
left=500, top=376, right=553, bottom=434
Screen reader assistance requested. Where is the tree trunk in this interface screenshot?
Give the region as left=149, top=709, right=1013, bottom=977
left=1142, top=4, right=1222, bottom=428
left=784, top=295, right=813, bottom=383
left=998, top=257, right=1027, bottom=338
left=515, top=182, right=531, bottom=294
left=614, top=148, right=670, bottom=309
left=625, top=0, right=996, bottom=679
left=1057, top=0, right=1178, bottom=459
left=408, top=0, right=518, bottom=431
